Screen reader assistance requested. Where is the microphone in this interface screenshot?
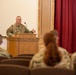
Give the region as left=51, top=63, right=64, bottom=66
left=24, top=22, right=27, bottom=27
left=24, top=22, right=26, bottom=24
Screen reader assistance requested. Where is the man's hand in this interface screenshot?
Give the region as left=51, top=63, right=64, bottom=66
left=32, top=28, right=36, bottom=34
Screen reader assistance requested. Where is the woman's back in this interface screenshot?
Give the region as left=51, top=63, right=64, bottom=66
left=29, top=30, right=71, bottom=69
left=29, top=47, right=71, bottom=69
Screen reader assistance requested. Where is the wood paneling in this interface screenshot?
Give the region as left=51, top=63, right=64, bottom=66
left=38, top=0, right=55, bottom=37
left=38, top=0, right=55, bottom=50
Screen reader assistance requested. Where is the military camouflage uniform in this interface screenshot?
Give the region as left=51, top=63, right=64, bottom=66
left=71, top=52, right=76, bottom=69
left=29, top=47, right=71, bottom=69
left=6, top=23, right=32, bottom=36
left=0, top=47, right=10, bottom=58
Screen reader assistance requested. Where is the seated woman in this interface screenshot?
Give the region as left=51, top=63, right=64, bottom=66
left=29, top=30, right=71, bottom=69
left=0, top=34, right=10, bottom=58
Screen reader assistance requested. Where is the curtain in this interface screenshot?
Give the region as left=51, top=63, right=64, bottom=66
left=54, top=0, right=73, bottom=53
left=72, top=0, right=76, bottom=52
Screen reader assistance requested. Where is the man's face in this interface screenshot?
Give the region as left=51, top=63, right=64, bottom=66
left=16, top=16, right=22, bottom=24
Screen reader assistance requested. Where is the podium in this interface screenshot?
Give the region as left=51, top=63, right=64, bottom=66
left=7, top=34, right=39, bottom=56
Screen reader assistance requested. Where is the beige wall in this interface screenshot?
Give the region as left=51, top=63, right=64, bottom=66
left=0, top=0, right=38, bottom=36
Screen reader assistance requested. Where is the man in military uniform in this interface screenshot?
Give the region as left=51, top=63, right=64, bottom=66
left=6, top=16, right=35, bottom=36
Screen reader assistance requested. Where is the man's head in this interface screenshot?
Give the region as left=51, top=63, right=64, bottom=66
left=16, top=16, right=22, bottom=24
left=0, top=34, right=3, bottom=45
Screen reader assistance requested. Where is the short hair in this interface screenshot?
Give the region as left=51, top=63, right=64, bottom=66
left=16, top=16, right=21, bottom=19
left=50, top=30, right=58, bottom=36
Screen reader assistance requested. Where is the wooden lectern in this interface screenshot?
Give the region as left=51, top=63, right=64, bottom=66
left=7, top=34, right=39, bottom=56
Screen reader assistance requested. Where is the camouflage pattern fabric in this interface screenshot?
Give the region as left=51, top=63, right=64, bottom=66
left=29, top=47, right=71, bottom=69
left=6, top=23, right=32, bottom=36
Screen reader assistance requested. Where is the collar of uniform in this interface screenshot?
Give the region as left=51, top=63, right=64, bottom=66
left=15, top=23, right=21, bottom=27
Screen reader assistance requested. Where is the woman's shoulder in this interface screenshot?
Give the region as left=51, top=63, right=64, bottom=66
left=58, top=47, right=68, bottom=52
left=32, top=49, right=45, bottom=61
left=58, top=47, right=69, bottom=55
left=58, top=47, right=66, bottom=51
